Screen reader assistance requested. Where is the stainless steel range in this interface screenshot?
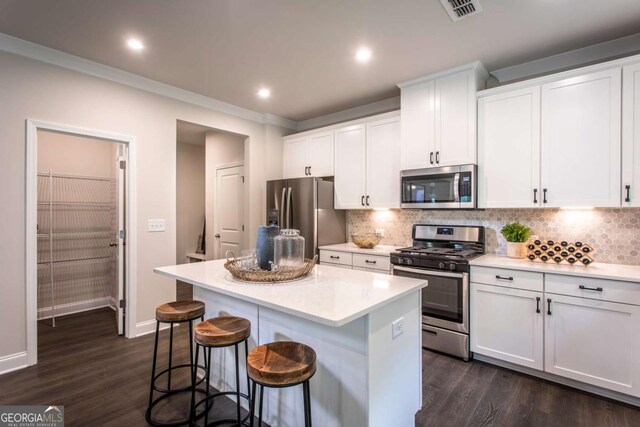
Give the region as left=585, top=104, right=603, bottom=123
left=390, top=225, right=485, bottom=361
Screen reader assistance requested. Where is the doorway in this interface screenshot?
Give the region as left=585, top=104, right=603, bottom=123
left=25, top=120, right=137, bottom=366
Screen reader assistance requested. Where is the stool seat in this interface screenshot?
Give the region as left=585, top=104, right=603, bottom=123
left=194, top=316, right=251, bottom=347
left=247, top=341, right=316, bottom=387
left=155, top=300, right=205, bottom=322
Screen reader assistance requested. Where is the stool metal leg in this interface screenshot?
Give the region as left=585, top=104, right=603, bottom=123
left=146, top=321, right=161, bottom=417
left=258, top=384, right=264, bottom=427
left=190, top=343, right=200, bottom=426
left=205, top=347, right=212, bottom=426
left=244, top=341, right=250, bottom=401
left=303, top=380, right=312, bottom=427
left=249, top=381, right=257, bottom=427
left=168, top=323, right=174, bottom=390
left=234, top=344, right=241, bottom=425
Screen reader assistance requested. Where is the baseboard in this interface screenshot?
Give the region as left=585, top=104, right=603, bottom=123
left=0, top=352, right=28, bottom=376
left=474, top=353, right=640, bottom=407
left=108, top=296, right=118, bottom=310
left=37, top=297, right=113, bottom=320
left=135, top=319, right=174, bottom=337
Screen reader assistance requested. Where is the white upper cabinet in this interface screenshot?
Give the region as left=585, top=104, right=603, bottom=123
left=283, top=130, right=334, bottom=178
left=623, top=62, right=640, bottom=207
left=478, top=87, right=541, bottom=208
left=398, top=63, right=488, bottom=171
left=540, top=68, right=621, bottom=207
left=334, top=124, right=367, bottom=209
left=366, top=117, right=401, bottom=208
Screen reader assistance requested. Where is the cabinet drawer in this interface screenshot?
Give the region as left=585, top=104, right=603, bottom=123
left=319, top=250, right=352, bottom=266
left=352, top=254, right=390, bottom=272
left=545, top=274, right=640, bottom=306
left=471, top=266, right=543, bottom=292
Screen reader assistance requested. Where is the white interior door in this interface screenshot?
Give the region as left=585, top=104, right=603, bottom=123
left=214, top=165, right=245, bottom=260
left=115, top=154, right=125, bottom=335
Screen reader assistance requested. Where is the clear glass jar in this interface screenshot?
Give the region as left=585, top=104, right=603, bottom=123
left=273, top=229, right=305, bottom=269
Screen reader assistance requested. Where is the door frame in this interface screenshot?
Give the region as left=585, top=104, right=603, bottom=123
left=25, top=119, right=138, bottom=366
left=213, top=162, right=244, bottom=260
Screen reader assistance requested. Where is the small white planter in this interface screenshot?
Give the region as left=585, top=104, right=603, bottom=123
left=506, top=242, right=528, bottom=259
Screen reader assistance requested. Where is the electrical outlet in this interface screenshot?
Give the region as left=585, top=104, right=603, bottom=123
left=392, top=317, right=404, bottom=339
left=376, top=228, right=385, bottom=237
left=148, top=219, right=166, bottom=232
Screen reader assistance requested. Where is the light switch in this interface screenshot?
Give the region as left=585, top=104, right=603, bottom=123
left=148, top=219, right=166, bottom=232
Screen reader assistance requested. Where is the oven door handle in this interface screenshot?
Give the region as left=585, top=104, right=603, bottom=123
left=453, top=173, right=460, bottom=202
left=393, top=265, right=465, bottom=279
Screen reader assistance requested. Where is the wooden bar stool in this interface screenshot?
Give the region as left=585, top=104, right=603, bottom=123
left=247, top=341, right=316, bottom=427
left=146, top=300, right=206, bottom=427
left=190, top=316, right=252, bottom=426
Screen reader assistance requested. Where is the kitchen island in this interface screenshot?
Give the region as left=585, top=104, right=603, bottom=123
left=154, top=260, right=427, bottom=427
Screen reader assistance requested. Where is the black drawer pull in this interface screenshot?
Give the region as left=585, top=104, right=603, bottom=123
left=329, top=255, right=340, bottom=259
left=365, top=260, right=377, bottom=264
left=495, top=275, right=513, bottom=281
left=547, top=298, right=552, bottom=315
left=579, top=285, right=603, bottom=292
left=536, top=297, right=541, bottom=314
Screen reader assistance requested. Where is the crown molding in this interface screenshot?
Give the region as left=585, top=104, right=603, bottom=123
left=0, top=32, right=297, bottom=129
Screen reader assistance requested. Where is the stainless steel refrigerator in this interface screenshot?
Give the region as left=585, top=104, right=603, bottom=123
left=266, top=177, right=346, bottom=258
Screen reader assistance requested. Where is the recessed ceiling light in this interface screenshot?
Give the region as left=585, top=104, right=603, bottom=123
left=355, top=47, right=372, bottom=64
left=257, top=88, right=271, bottom=99
left=126, top=38, right=145, bottom=51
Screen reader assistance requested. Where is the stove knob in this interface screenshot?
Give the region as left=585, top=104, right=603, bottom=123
left=438, top=262, right=446, bottom=269
left=406, top=258, right=413, bottom=265
left=449, top=263, right=457, bottom=271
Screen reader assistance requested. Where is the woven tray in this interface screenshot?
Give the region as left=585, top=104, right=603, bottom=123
left=224, top=253, right=318, bottom=283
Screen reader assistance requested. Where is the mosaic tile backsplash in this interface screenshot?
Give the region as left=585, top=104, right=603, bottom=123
left=347, top=208, right=640, bottom=265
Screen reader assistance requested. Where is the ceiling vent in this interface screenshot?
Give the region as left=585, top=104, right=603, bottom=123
left=440, top=0, right=483, bottom=22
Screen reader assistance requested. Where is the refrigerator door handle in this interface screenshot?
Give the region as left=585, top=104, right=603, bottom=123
left=286, top=187, right=292, bottom=229
left=280, top=187, right=287, bottom=227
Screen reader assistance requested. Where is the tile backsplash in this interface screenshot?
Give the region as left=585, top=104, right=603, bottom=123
left=347, top=208, right=640, bottom=265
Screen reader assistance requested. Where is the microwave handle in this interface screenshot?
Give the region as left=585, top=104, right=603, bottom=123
left=453, top=173, right=460, bottom=202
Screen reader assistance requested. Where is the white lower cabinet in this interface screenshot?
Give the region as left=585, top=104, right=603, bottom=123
left=545, top=293, right=640, bottom=397
left=471, top=283, right=543, bottom=370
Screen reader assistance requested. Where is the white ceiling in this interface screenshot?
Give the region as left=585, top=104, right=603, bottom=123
left=1, top=0, right=639, bottom=121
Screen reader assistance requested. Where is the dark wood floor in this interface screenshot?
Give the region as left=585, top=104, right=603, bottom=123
left=416, top=350, right=640, bottom=427
left=1, top=309, right=639, bottom=426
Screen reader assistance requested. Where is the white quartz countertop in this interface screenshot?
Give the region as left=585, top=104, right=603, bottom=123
left=471, top=254, right=640, bottom=283
left=154, top=260, right=427, bottom=327
left=318, top=243, right=402, bottom=256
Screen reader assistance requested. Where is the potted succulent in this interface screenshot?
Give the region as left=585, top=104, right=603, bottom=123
left=500, top=222, right=532, bottom=259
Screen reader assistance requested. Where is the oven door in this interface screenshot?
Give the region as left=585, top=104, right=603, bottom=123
left=392, top=266, right=469, bottom=334
left=400, top=167, right=460, bottom=209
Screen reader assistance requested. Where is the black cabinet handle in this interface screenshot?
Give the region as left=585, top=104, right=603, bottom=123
left=365, top=260, right=377, bottom=264
left=543, top=188, right=548, bottom=204
left=361, top=195, right=365, bottom=206
left=435, top=151, right=440, bottom=164
left=304, top=166, right=308, bottom=175
left=533, top=188, right=538, bottom=204
left=430, top=152, right=434, bottom=165
left=625, top=185, right=631, bottom=203
left=308, top=166, right=311, bottom=175
left=579, top=285, right=603, bottom=292
left=495, top=275, right=513, bottom=281
left=366, top=195, right=370, bottom=206
left=536, top=297, right=541, bottom=314
left=330, top=255, right=340, bottom=259
left=547, top=298, right=552, bottom=315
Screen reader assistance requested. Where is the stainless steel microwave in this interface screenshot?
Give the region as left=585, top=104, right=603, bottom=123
left=400, top=165, right=476, bottom=209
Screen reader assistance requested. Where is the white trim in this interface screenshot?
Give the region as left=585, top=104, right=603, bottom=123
left=296, top=97, right=401, bottom=132
left=37, top=297, right=115, bottom=320
left=25, top=120, right=138, bottom=368
left=284, top=110, right=400, bottom=140
left=0, top=352, right=28, bottom=375
left=0, top=32, right=296, bottom=130
left=491, top=33, right=640, bottom=84
left=474, top=353, right=640, bottom=407
left=397, top=61, right=489, bottom=88
left=135, top=319, right=173, bottom=337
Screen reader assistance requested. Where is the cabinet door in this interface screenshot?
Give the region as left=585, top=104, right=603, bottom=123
left=478, top=87, right=541, bottom=208
left=283, top=136, right=308, bottom=179
left=623, top=62, right=640, bottom=206
left=541, top=68, right=621, bottom=207
left=545, top=293, right=640, bottom=397
left=435, top=70, right=476, bottom=166
left=366, top=117, right=401, bottom=208
left=471, top=283, right=543, bottom=370
left=334, top=124, right=366, bottom=209
left=400, top=80, right=435, bottom=170
left=308, top=131, right=334, bottom=177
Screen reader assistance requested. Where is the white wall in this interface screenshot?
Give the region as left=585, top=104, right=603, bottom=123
left=38, top=131, right=119, bottom=177
left=176, top=142, right=206, bottom=262
left=0, top=50, right=286, bottom=363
